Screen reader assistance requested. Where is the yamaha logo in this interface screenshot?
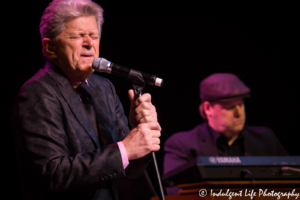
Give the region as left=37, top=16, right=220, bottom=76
left=208, top=157, right=242, bottom=164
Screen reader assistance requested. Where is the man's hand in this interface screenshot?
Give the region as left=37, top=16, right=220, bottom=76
left=122, top=89, right=161, bottom=160
left=128, top=89, right=158, bottom=128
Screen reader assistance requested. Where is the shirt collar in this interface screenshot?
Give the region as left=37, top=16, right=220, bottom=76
left=207, top=122, right=244, bottom=145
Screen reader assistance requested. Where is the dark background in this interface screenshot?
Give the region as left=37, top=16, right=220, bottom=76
left=2, top=1, right=299, bottom=198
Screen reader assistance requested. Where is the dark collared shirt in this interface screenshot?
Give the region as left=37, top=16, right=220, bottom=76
left=208, top=125, right=245, bottom=156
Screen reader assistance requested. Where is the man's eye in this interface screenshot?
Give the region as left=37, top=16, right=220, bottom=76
left=223, top=105, right=234, bottom=110
left=90, top=36, right=98, bottom=40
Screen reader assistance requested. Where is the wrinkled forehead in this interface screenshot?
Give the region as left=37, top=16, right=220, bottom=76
left=64, top=16, right=99, bottom=31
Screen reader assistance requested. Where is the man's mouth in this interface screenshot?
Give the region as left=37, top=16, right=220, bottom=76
left=234, top=120, right=243, bottom=125
left=81, top=54, right=94, bottom=57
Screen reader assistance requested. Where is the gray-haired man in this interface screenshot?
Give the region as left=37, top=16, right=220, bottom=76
left=12, top=0, right=161, bottom=199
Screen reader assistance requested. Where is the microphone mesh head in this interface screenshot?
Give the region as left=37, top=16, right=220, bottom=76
left=155, top=77, right=163, bottom=87
left=92, top=57, right=111, bottom=72
left=92, top=57, right=101, bottom=71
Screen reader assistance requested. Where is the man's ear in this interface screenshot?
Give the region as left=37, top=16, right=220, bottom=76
left=42, top=38, right=57, bottom=59
left=202, top=101, right=212, bottom=117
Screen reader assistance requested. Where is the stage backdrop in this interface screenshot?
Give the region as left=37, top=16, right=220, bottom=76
left=2, top=1, right=298, bottom=199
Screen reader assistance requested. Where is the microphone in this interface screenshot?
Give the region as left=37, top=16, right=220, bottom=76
left=92, top=57, right=163, bottom=87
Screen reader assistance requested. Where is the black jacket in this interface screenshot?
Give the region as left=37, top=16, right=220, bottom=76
left=164, top=122, right=288, bottom=174
left=12, top=61, right=149, bottom=200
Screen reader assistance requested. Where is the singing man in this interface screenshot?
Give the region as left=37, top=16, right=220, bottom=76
left=12, top=0, right=161, bottom=199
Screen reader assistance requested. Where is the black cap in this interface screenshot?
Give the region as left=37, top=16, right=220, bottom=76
left=200, top=73, right=250, bottom=102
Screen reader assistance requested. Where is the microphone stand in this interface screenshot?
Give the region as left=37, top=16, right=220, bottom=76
left=128, top=71, right=165, bottom=200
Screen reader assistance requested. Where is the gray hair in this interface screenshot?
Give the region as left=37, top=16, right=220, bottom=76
left=39, top=0, right=104, bottom=57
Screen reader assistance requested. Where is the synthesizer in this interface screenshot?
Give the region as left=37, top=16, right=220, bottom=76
left=163, top=156, right=300, bottom=185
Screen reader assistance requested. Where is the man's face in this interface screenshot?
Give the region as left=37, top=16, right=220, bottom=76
left=54, top=16, right=100, bottom=83
left=206, top=98, right=246, bottom=138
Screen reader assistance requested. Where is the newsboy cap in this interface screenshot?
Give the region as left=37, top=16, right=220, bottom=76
left=200, top=73, right=250, bottom=102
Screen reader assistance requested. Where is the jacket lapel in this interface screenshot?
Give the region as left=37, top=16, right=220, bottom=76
left=45, top=61, right=101, bottom=148
left=198, top=123, right=219, bottom=156
left=242, top=126, right=256, bottom=156
left=87, top=75, right=114, bottom=144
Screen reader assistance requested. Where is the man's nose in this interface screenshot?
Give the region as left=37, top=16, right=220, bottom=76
left=83, top=35, right=93, bottom=48
left=234, top=105, right=243, bottom=117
